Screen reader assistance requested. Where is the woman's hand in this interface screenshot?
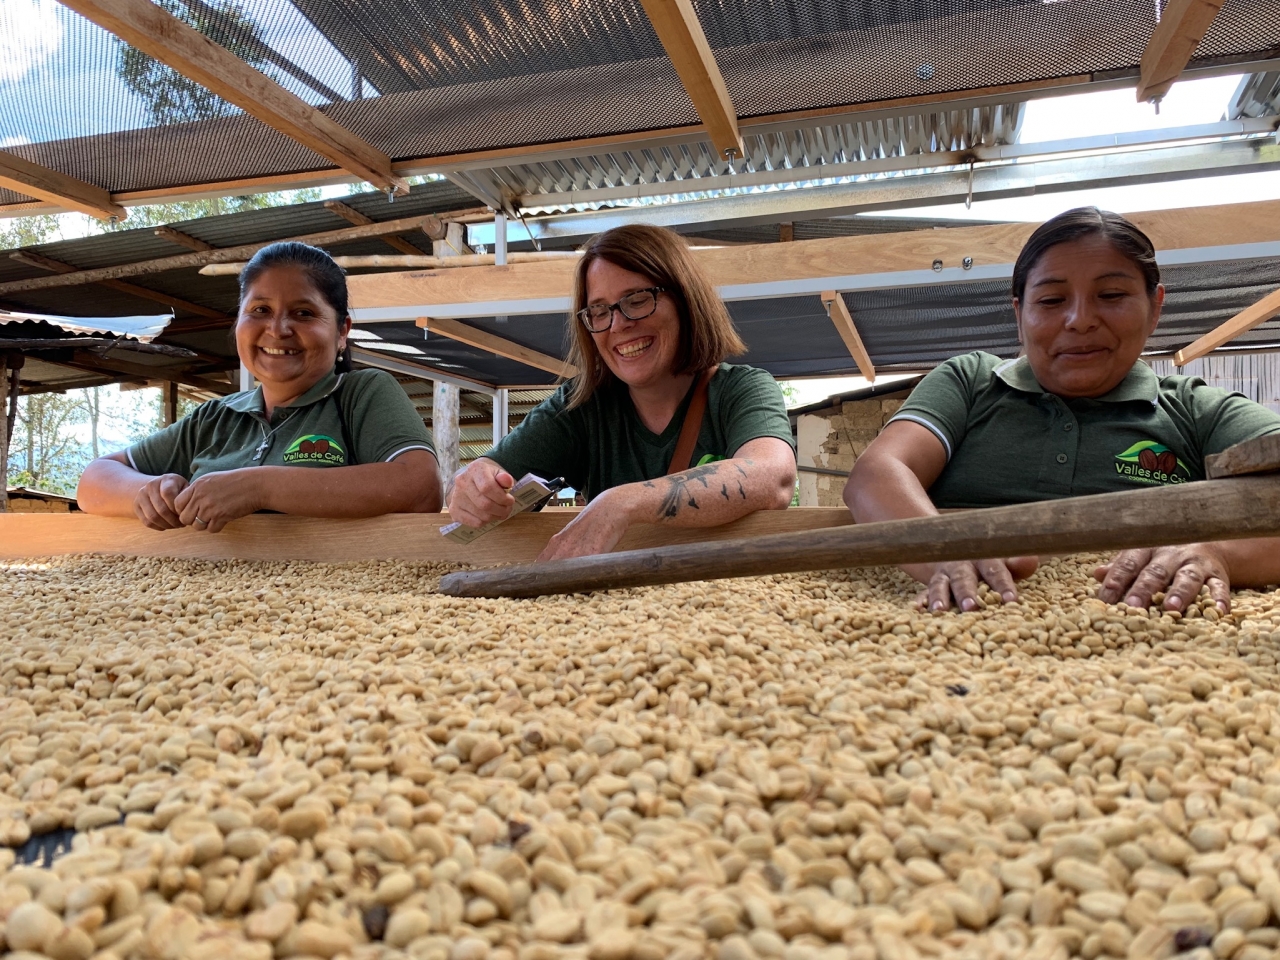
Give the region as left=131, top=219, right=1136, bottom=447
left=1094, top=544, right=1231, bottom=612
left=133, top=474, right=189, bottom=530
left=448, top=458, right=517, bottom=528
left=917, top=556, right=1039, bottom=611
left=537, top=490, right=631, bottom=562
left=173, top=469, right=268, bottom=533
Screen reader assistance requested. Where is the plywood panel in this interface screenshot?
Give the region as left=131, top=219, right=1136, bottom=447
left=0, top=508, right=854, bottom=566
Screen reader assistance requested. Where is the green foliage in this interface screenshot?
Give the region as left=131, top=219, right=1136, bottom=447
left=0, top=214, right=60, bottom=252
left=9, top=392, right=88, bottom=494
left=116, top=0, right=273, bottom=125
left=778, top=380, right=800, bottom=406
left=97, top=189, right=322, bottom=233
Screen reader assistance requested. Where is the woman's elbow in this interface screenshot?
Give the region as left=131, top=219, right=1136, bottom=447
left=769, top=464, right=797, bottom=510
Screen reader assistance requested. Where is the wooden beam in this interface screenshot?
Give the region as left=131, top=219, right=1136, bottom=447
left=0, top=214, right=446, bottom=295
left=51, top=351, right=234, bottom=395
left=417, top=316, right=577, bottom=379
left=1174, top=286, right=1280, bottom=364
left=162, top=380, right=179, bottom=425
left=324, top=200, right=422, bottom=255
left=154, top=226, right=213, bottom=252
left=0, top=507, right=854, bottom=564
left=348, top=199, right=1280, bottom=313
left=820, top=292, right=875, bottom=382
left=1137, top=0, right=1227, bottom=103
left=57, top=0, right=408, bottom=196
left=417, top=316, right=577, bottom=378
left=636, top=0, right=742, bottom=158
left=0, top=150, right=125, bottom=221
left=9, top=250, right=227, bottom=320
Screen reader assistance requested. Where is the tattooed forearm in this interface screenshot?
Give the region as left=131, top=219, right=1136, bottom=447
left=655, top=462, right=741, bottom=519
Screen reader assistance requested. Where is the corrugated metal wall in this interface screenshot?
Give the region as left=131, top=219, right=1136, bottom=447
left=1149, top=354, right=1280, bottom=415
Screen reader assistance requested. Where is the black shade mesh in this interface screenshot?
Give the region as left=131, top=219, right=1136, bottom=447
left=2, top=0, right=1278, bottom=203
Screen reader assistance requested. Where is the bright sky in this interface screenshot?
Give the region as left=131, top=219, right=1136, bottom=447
left=872, top=73, right=1280, bottom=222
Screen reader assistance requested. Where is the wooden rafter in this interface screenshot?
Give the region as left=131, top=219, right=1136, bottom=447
left=417, top=317, right=577, bottom=379
left=154, top=226, right=213, bottom=251
left=0, top=150, right=125, bottom=222
left=324, top=200, right=422, bottom=255
left=1174, top=287, right=1280, bottom=364
left=636, top=0, right=742, bottom=158
left=1137, top=0, right=1227, bottom=103
left=9, top=250, right=227, bottom=320
left=58, top=0, right=408, bottom=196
left=0, top=214, right=447, bottom=295
left=50, top=351, right=235, bottom=395
left=820, top=292, right=875, bottom=382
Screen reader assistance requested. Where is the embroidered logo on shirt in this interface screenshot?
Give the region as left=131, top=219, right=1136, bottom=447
left=1114, top=440, right=1188, bottom=485
left=283, top=435, right=346, bottom=465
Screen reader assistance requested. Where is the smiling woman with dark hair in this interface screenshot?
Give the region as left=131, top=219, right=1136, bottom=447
left=77, top=242, right=443, bottom=530
left=844, top=207, right=1280, bottom=613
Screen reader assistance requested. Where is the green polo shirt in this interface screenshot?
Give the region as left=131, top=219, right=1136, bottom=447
left=127, top=369, right=436, bottom=481
left=488, top=362, right=795, bottom=501
left=890, top=351, right=1280, bottom=509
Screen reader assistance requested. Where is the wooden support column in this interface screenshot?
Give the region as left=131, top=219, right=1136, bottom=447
left=162, top=381, right=179, bottom=426
left=1174, top=286, right=1280, bottom=364
left=820, top=292, right=875, bottom=382
left=428, top=224, right=471, bottom=486
left=434, top=382, right=460, bottom=489
left=0, top=354, right=10, bottom=513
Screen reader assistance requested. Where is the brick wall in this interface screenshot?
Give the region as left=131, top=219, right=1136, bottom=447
left=796, top=398, right=906, bottom=506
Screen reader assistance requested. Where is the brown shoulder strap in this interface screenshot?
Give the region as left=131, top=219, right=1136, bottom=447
left=666, top=367, right=716, bottom=475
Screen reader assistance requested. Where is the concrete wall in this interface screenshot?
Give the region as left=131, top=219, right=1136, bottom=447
left=796, top=398, right=905, bottom=506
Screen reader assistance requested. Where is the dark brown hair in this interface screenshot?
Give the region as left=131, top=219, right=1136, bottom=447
left=566, top=224, right=746, bottom=408
left=1012, top=207, right=1160, bottom=302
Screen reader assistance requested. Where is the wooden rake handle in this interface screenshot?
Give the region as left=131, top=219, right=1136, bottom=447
left=437, top=474, right=1280, bottom=599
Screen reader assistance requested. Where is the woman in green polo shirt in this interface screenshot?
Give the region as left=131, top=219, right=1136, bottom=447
left=845, top=207, right=1280, bottom=613
left=77, top=242, right=442, bottom=531
left=448, top=224, right=797, bottom=561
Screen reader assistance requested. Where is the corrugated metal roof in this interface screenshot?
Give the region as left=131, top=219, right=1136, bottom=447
left=0, top=309, right=170, bottom=341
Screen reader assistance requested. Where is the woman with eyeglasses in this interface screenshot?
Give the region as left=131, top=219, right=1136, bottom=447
left=447, top=224, right=797, bottom=561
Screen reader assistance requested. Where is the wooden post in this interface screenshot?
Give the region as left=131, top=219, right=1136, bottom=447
left=0, top=354, right=10, bottom=513
left=430, top=224, right=470, bottom=486
left=433, top=382, right=460, bottom=489
left=162, top=381, right=179, bottom=426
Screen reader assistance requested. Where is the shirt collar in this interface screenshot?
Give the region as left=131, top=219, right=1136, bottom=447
left=222, top=370, right=343, bottom=416
left=994, top=356, right=1159, bottom=406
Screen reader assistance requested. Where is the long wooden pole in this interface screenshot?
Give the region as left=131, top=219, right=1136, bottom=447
left=437, top=475, right=1280, bottom=598
left=0, top=215, right=446, bottom=295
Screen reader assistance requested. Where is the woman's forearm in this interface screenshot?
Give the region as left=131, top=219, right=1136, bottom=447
left=612, top=456, right=793, bottom=530
left=254, top=455, right=442, bottom=517
left=1216, top=537, right=1280, bottom=589
left=845, top=454, right=938, bottom=523
left=76, top=457, right=153, bottom=517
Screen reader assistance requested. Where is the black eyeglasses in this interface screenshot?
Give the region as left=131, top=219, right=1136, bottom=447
left=577, top=287, right=664, bottom=333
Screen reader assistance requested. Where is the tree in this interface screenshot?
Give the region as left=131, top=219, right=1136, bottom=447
left=0, top=214, right=59, bottom=252
left=95, top=189, right=321, bottom=234
left=116, top=0, right=274, bottom=125
left=8, top=392, right=88, bottom=494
